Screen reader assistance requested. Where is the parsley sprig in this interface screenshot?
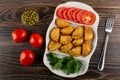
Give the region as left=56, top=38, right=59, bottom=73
left=46, top=52, right=82, bottom=75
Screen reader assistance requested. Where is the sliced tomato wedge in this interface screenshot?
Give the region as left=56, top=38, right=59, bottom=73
left=76, top=10, right=86, bottom=23
left=72, top=9, right=80, bottom=23
left=81, top=11, right=96, bottom=25
left=67, top=7, right=76, bottom=20
left=62, top=8, right=69, bottom=20
left=56, top=7, right=66, bottom=18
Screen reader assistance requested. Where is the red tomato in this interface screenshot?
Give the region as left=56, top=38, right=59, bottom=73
left=20, top=50, right=35, bottom=66
left=12, top=29, right=27, bottom=43
left=67, top=7, right=76, bottom=20
left=81, top=11, right=96, bottom=25
left=72, top=9, right=80, bottom=23
left=29, top=33, right=44, bottom=48
left=76, top=10, right=86, bottom=23
left=62, top=8, right=69, bottom=20
left=56, top=7, right=66, bottom=18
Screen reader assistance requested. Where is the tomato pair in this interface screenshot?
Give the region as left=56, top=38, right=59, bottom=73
left=12, top=29, right=44, bottom=48
left=56, top=7, right=96, bottom=25
left=12, top=29, right=44, bottom=66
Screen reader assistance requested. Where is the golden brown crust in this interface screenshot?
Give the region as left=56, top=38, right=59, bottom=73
left=72, top=26, right=84, bottom=39
left=60, top=43, right=73, bottom=53
left=50, top=27, right=60, bottom=42
left=72, top=38, right=83, bottom=46
left=60, top=35, right=72, bottom=44
left=56, top=18, right=70, bottom=28
left=48, top=18, right=95, bottom=57
left=84, top=26, right=94, bottom=41
left=82, top=42, right=92, bottom=57
left=61, top=25, right=74, bottom=35
left=48, top=40, right=62, bottom=51
left=69, top=46, right=81, bottom=57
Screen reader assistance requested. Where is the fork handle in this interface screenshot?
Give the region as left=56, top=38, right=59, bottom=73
left=98, top=33, right=109, bottom=71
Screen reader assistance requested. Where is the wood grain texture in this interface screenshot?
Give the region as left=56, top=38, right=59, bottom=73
left=0, top=0, right=120, bottom=80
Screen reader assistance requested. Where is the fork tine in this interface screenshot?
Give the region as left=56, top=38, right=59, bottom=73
left=106, top=14, right=115, bottom=26
left=110, top=18, right=115, bottom=27
left=106, top=15, right=111, bottom=27
left=109, top=17, right=113, bottom=27
left=109, top=14, right=115, bottom=27
left=105, top=14, right=115, bottom=33
left=106, top=15, right=111, bottom=25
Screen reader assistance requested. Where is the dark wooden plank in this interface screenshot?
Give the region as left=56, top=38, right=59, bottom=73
left=0, top=0, right=120, bottom=80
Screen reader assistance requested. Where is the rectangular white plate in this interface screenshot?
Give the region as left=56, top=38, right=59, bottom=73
left=43, top=1, right=99, bottom=78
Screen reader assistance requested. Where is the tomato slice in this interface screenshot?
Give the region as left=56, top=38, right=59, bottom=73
left=67, top=7, right=76, bottom=20
left=56, top=7, right=66, bottom=18
left=81, top=11, right=96, bottom=25
left=72, top=9, right=80, bottom=23
left=62, top=8, right=69, bottom=20
left=76, top=10, right=86, bottom=23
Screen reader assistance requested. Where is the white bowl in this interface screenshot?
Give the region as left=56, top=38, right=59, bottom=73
left=43, top=1, right=99, bottom=78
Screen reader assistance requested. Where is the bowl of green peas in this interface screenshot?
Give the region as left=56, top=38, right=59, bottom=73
left=21, top=10, right=39, bottom=26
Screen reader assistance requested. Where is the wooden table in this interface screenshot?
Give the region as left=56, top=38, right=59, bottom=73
left=0, top=0, right=120, bottom=80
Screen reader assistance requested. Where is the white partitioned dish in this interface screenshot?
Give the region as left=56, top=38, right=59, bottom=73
left=43, top=1, right=99, bottom=78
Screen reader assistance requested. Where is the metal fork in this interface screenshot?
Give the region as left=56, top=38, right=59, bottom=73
left=97, top=14, right=115, bottom=71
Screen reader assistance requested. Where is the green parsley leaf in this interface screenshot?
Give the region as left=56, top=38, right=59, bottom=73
left=46, top=52, right=83, bottom=75
left=66, top=60, right=75, bottom=75
left=61, top=56, right=74, bottom=70
left=74, top=60, right=81, bottom=73
left=46, top=53, right=59, bottom=66
left=53, top=59, right=63, bottom=69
